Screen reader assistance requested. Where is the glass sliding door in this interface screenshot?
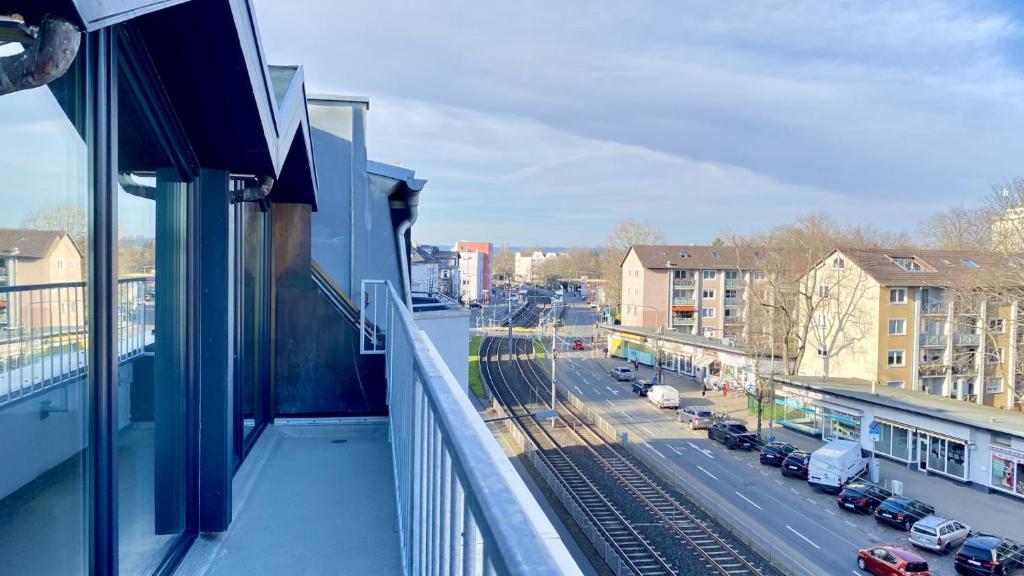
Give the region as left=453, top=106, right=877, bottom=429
left=0, top=41, right=90, bottom=576
left=234, top=198, right=270, bottom=464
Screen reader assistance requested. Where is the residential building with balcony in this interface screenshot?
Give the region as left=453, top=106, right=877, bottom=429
left=0, top=3, right=578, bottom=575
left=411, top=243, right=460, bottom=301
left=0, top=229, right=84, bottom=330
left=797, top=248, right=1024, bottom=410
left=513, top=250, right=563, bottom=283
left=620, top=245, right=766, bottom=342
left=454, top=240, right=493, bottom=296
left=459, top=249, right=484, bottom=303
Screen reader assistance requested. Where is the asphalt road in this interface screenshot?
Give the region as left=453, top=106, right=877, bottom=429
left=549, top=300, right=959, bottom=576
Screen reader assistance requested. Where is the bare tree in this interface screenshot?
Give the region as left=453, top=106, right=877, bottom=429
left=918, top=204, right=993, bottom=250
left=601, top=220, right=664, bottom=315
left=492, top=247, right=514, bottom=283
left=23, top=203, right=87, bottom=254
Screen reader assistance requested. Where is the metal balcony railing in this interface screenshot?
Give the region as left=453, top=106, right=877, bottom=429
left=672, top=297, right=695, bottom=306
left=918, top=363, right=948, bottom=377
left=361, top=280, right=579, bottom=576
left=1, top=278, right=150, bottom=407
left=672, top=277, right=695, bottom=287
left=723, top=316, right=743, bottom=325
left=921, top=301, right=946, bottom=315
left=672, top=317, right=696, bottom=325
left=724, top=297, right=740, bottom=306
left=724, top=278, right=745, bottom=287
left=919, top=334, right=947, bottom=347
left=953, top=333, right=980, bottom=346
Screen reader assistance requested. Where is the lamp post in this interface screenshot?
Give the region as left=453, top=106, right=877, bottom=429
left=627, top=303, right=666, bottom=381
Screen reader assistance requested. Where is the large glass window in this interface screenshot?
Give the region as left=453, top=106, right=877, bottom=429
left=0, top=43, right=89, bottom=576
left=236, top=200, right=269, bottom=455
left=116, top=52, right=190, bottom=572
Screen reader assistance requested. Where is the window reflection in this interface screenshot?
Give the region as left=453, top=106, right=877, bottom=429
left=0, top=44, right=89, bottom=575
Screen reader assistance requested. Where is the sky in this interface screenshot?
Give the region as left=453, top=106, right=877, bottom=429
left=253, top=1, right=1024, bottom=247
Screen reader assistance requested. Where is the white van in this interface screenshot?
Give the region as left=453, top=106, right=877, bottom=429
left=646, top=385, right=680, bottom=409
left=808, top=439, right=867, bottom=493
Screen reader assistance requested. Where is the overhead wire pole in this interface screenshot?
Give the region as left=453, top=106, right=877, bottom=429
left=550, top=319, right=557, bottom=427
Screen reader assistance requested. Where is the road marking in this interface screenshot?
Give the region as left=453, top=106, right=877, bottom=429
left=845, top=520, right=856, bottom=527
left=668, top=445, right=683, bottom=456
left=805, top=497, right=815, bottom=505
left=605, top=386, right=619, bottom=396
left=686, top=441, right=715, bottom=459
left=785, top=525, right=821, bottom=550
left=638, top=425, right=655, bottom=437
left=696, top=465, right=718, bottom=480
left=574, top=385, right=583, bottom=395
left=618, top=411, right=634, bottom=421
left=790, top=487, right=800, bottom=495
left=650, top=446, right=666, bottom=458
left=826, top=509, right=836, bottom=516
left=735, top=492, right=763, bottom=510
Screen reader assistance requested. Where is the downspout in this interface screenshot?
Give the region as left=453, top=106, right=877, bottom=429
left=395, top=179, right=425, bottom=309
left=0, top=16, right=81, bottom=96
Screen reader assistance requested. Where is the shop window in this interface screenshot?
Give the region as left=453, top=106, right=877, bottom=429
left=946, top=442, right=966, bottom=479
left=928, top=436, right=945, bottom=473
left=891, top=426, right=910, bottom=460
left=991, top=449, right=1024, bottom=497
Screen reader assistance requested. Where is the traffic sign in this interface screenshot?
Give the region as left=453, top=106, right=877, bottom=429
left=868, top=420, right=879, bottom=431
left=768, top=435, right=776, bottom=443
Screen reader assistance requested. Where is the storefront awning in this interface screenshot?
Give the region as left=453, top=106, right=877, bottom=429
left=811, top=400, right=862, bottom=419
left=695, top=356, right=718, bottom=368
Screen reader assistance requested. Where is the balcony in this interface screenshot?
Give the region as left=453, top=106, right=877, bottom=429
left=672, top=317, right=696, bottom=326
left=672, top=277, right=695, bottom=287
left=723, top=315, right=743, bottom=325
left=918, top=334, right=947, bottom=347
left=918, top=362, right=948, bottom=377
left=953, top=333, right=980, bottom=347
left=724, top=278, right=745, bottom=288
left=921, top=301, right=946, bottom=315
left=952, top=364, right=977, bottom=376
left=724, top=297, right=740, bottom=306
left=672, top=296, right=695, bottom=306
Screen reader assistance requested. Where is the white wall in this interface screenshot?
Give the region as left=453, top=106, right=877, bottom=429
left=414, top=309, right=471, bottom=392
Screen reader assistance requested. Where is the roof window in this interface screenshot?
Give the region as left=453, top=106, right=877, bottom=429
left=887, top=255, right=922, bottom=272
left=960, top=259, right=980, bottom=269
left=711, top=251, right=720, bottom=258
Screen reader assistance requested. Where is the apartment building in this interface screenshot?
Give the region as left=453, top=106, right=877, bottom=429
left=459, top=249, right=484, bottom=302
left=454, top=240, right=493, bottom=294
left=620, top=245, right=765, bottom=341
left=514, top=250, right=563, bottom=283
left=410, top=244, right=460, bottom=300
left=0, top=229, right=84, bottom=329
left=797, top=248, right=1024, bottom=410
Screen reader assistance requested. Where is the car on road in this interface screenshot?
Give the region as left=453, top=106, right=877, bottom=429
left=468, top=302, right=482, bottom=309
left=759, top=442, right=797, bottom=466
left=572, top=339, right=585, bottom=351
left=610, top=366, right=634, bottom=381
left=954, top=534, right=1024, bottom=576
left=631, top=379, right=653, bottom=397
left=857, top=546, right=930, bottom=575
left=677, top=406, right=714, bottom=430
left=874, top=497, right=935, bottom=531
left=837, top=482, right=893, bottom=514
left=707, top=421, right=757, bottom=450
left=909, top=515, right=971, bottom=554
left=781, top=450, right=810, bottom=479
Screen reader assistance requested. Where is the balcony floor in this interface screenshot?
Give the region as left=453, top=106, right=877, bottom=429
left=178, top=419, right=402, bottom=576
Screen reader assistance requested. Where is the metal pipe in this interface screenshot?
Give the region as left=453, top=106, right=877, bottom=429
left=0, top=16, right=81, bottom=96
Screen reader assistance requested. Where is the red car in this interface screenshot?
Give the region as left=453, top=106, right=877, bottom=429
left=857, top=546, right=930, bottom=575
left=572, top=339, right=585, bottom=351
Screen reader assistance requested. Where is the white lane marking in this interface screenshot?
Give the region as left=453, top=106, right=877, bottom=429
left=790, top=487, right=800, bottom=495
left=785, top=525, right=821, bottom=550
left=619, top=411, right=634, bottom=421
left=686, top=441, right=715, bottom=459
left=650, top=446, right=666, bottom=458
left=638, top=425, right=655, bottom=437
left=668, top=445, right=683, bottom=456
left=605, top=386, right=619, bottom=396
left=826, top=509, right=836, bottom=516
left=735, top=491, right=763, bottom=510
left=696, top=465, right=718, bottom=480
left=805, top=497, right=815, bottom=504
left=582, top=378, right=591, bottom=386
left=574, top=385, right=583, bottom=395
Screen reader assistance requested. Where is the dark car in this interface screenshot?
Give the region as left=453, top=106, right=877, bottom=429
left=707, top=421, right=757, bottom=450
left=781, top=450, right=810, bottom=479
left=874, top=497, right=935, bottom=531
left=631, top=380, right=653, bottom=397
left=857, top=546, right=931, bottom=575
left=837, top=481, right=893, bottom=514
left=759, top=442, right=797, bottom=466
left=954, top=534, right=1024, bottom=576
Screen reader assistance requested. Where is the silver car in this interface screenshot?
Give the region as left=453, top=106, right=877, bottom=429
left=610, top=366, right=634, bottom=381
left=909, top=515, right=971, bottom=553
left=677, top=406, right=714, bottom=430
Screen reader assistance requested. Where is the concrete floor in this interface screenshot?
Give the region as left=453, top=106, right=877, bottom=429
left=177, top=419, right=402, bottom=576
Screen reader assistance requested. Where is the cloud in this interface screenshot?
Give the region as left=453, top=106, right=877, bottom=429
left=254, top=0, right=1024, bottom=244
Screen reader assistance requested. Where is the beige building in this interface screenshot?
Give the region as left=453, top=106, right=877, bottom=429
left=620, top=245, right=765, bottom=341
left=514, top=250, right=563, bottom=283
left=796, top=248, right=1023, bottom=410
left=0, top=228, right=84, bottom=329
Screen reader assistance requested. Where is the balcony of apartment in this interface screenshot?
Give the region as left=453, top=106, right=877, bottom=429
left=951, top=362, right=977, bottom=376
left=919, top=333, right=948, bottom=347
left=671, top=296, right=696, bottom=306
left=953, top=333, right=981, bottom=347
left=672, top=277, right=696, bottom=287
left=723, top=315, right=743, bottom=325
left=723, top=297, right=741, bottom=306
left=671, top=316, right=696, bottom=327
left=724, top=277, right=745, bottom=288
left=918, top=361, right=949, bottom=377
left=920, top=300, right=947, bottom=315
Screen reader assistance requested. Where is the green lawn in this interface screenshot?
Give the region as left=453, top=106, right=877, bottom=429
left=533, top=340, right=546, bottom=360
left=468, top=335, right=485, bottom=397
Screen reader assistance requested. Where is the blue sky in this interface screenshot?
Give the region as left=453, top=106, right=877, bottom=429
left=255, top=0, right=1024, bottom=246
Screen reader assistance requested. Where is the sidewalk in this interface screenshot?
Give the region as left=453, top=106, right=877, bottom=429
left=587, top=352, right=1024, bottom=542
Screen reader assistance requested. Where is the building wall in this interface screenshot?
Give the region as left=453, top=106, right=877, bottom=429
left=698, top=269, right=724, bottom=338
left=459, top=251, right=483, bottom=302
left=455, top=241, right=492, bottom=292
left=415, top=309, right=470, bottom=392
left=876, top=283, right=916, bottom=387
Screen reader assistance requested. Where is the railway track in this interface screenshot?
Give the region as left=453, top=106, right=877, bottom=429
left=481, top=336, right=775, bottom=576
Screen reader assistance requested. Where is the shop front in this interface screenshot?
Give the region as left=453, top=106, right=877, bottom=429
left=773, top=392, right=821, bottom=436
left=990, top=446, right=1024, bottom=499
left=873, top=419, right=970, bottom=481
left=815, top=402, right=862, bottom=442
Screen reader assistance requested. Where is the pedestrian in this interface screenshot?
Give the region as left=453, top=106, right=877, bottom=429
left=701, top=384, right=706, bottom=398
left=723, top=382, right=729, bottom=398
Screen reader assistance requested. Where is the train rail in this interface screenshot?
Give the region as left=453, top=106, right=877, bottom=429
left=480, top=336, right=775, bottom=576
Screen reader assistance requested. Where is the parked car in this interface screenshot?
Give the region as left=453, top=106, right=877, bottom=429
left=647, top=385, right=680, bottom=408
left=707, top=421, right=757, bottom=450
left=954, top=534, right=1024, bottom=576
left=610, top=366, right=634, bottom=381
left=837, top=481, right=893, bottom=514
left=781, top=450, right=810, bottom=479
left=631, top=380, right=653, bottom=397
left=468, top=302, right=482, bottom=309
left=759, top=442, right=797, bottom=466
left=874, top=497, right=936, bottom=531
left=857, top=546, right=931, bottom=575
left=572, top=339, right=585, bottom=351
left=677, top=406, right=714, bottom=430
left=910, top=516, right=971, bottom=554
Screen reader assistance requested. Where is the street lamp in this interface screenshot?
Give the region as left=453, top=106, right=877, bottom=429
left=624, top=303, right=666, bottom=382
